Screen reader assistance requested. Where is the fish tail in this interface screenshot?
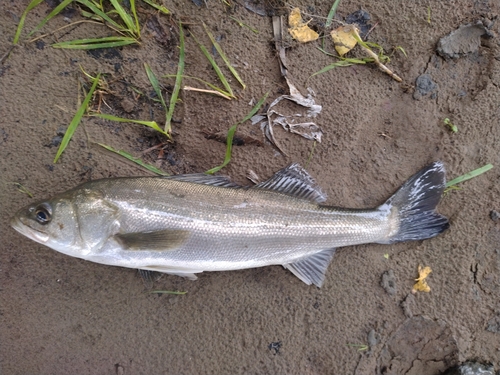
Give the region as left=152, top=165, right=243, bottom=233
left=381, top=161, right=449, bottom=243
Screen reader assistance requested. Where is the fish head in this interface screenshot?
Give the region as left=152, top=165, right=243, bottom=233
left=11, top=195, right=81, bottom=255
left=11, top=187, right=120, bottom=259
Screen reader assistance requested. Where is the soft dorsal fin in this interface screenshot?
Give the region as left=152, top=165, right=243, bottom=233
left=163, top=173, right=241, bottom=188
left=283, top=248, right=337, bottom=287
left=255, top=163, right=327, bottom=203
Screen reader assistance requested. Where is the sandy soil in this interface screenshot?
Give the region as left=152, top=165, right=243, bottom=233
left=1, top=0, right=500, bottom=374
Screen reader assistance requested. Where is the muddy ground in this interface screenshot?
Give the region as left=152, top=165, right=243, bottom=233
left=1, top=0, right=500, bottom=374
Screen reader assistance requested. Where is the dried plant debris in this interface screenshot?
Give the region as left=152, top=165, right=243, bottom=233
left=331, top=25, right=358, bottom=56
left=412, top=265, right=432, bottom=293
left=437, top=20, right=495, bottom=59
left=252, top=76, right=322, bottom=152
left=288, top=8, right=318, bottom=43
left=272, top=15, right=289, bottom=77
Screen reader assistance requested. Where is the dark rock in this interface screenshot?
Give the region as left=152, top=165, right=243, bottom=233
left=87, top=48, right=123, bottom=60
left=486, top=314, right=500, bottom=333
left=346, top=9, right=372, bottom=37
left=120, top=98, right=135, bottom=113
left=268, top=340, right=282, bottom=355
left=442, top=361, right=495, bottom=375
left=413, top=74, right=438, bottom=100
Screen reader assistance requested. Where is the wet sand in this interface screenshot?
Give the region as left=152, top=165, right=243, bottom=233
left=1, top=0, right=500, bottom=373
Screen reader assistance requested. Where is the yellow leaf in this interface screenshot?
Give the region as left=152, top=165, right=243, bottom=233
left=288, top=8, right=318, bottom=43
left=288, top=7, right=302, bottom=28
left=412, top=265, right=432, bottom=293
left=330, top=25, right=358, bottom=56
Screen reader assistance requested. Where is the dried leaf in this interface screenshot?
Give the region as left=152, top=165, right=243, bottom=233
left=288, top=8, right=318, bottom=43
left=412, top=265, right=432, bottom=293
left=253, top=76, right=323, bottom=153
left=331, top=25, right=358, bottom=56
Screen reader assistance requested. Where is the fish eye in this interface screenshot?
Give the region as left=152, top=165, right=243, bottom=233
left=34, top=204, right=52, bottom=224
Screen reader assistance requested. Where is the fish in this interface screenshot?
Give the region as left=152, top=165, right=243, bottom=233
left=11, top=162, right=449, bottom=287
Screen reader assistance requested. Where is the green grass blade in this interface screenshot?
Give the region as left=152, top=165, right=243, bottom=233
left=54, top=73, right=101, bottom=163
left=109, top=0, right=137, bottom=36
left=52, top=36, right=137, bottom=49
left=325, top=0, right=342, bottom=28
left=229, top=16, right=258, bottom=33
left=98, top=143, right=169, bottom=175
left=141, top=0, right=170, bottom=14
left=203, top=23, right=246, bottom=89
left=12, top=182, right=34, bottom=198
left=343, top=57, right=370, bottom=64
left=165, top=23, right=185, bottom=134
left=144, top=63, right=167, bottom=110
left=316, top=46, right=337, bottom=57
left=80, top=9, right=102, bottom=21
left=206, top=92, right=269, bottom=174
left=446, top=164, right=493, bottom=188
left=164, top=74, right=232, bottom=99
left=129, top=0, right=140, bottom=36
left=28, top=0, right=73, bottom=37
left=394, top=46, right=408, bottom=57
left=310, top=61, right=353, bottom=77
left=76, top=0, right=125, bottom=32
left=91, top=113, right=168, bottom=136
left=13, top=0, right=45, bottom=44
left=192, top=32, right=234, bottom=99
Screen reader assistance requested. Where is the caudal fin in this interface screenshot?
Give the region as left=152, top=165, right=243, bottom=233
left=382, top=161, right=449, bottom=244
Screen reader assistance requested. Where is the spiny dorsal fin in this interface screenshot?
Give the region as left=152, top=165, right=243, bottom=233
left=163, top=173, right=241, bottom=188
left=255, top=163, right=327, bottom=203
left=283, top=248, right=336, bottom=287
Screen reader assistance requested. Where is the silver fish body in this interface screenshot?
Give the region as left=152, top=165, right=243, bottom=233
left=11, top=163, right=449, bottom=287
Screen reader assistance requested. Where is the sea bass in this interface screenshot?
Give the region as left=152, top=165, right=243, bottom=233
left=11, top=162, right=449, bottom=287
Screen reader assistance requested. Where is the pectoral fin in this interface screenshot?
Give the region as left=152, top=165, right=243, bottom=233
left=114, top=229, right=190, bottom=251
left=283, top=248, right=336, bottom=287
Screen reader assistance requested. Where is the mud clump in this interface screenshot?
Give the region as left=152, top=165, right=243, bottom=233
left=380, top=269, right=397, bottom=295
left=437, top=21, right=495, bottom=59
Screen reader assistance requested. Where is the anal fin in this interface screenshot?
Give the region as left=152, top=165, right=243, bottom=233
left=283, top=248, right=336, bottom=287
left=139, top=265, right=199, bottom=280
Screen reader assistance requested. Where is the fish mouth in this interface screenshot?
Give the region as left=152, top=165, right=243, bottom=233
left=10, top=216, right=50, bottom=244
